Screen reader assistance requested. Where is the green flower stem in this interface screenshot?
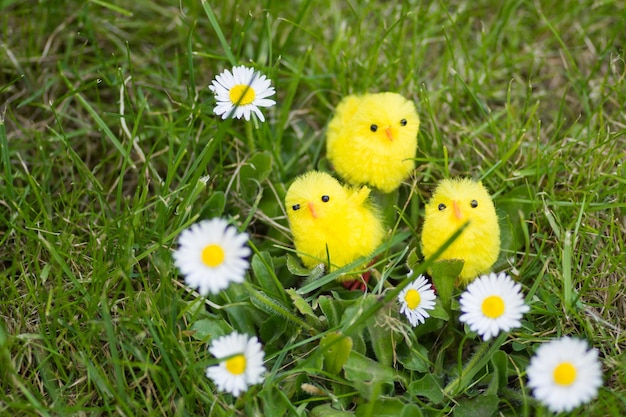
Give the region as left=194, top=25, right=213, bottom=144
left=443, top=332, right=507, bottom=397
left=246, top=119, right=256, bottom=152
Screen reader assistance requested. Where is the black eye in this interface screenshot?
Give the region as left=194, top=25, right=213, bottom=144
left=470, top=200, right=478, bottom=208
left=400, top=119, right=407, bottom=126
left=438, top=203, right=446, bottom=211
left=370, top=124, right=378, bottom=132
left=292, top=204, right=300, bottom=211
left=321, top=195, right=330, bottom=203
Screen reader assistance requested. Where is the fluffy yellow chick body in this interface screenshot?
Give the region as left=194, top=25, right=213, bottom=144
left=285, top=171, right=385, bottom=281
left=326, top=92, right=420, bottom=193
left=420, top=178, right=500, bottom=286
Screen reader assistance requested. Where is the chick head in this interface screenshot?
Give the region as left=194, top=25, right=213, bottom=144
left=425, top=178, right=496, bottom=226
left=326, top=92, right=420, bottom=193
left=421, top=177, right=501, bottom=284
left=285, top=171, right=348, bottom=231
left=354, top=93, right=420, bottom=148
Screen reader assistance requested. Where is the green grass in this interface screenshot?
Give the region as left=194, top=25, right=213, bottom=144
left=1, top=0, right=625, bottom=415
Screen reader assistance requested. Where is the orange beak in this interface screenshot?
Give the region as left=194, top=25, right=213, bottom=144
left=452, top=200, right=462, bottom=220
left=308, top=201, right=318, bottom=219
left=385, top=127, right=394, bottom=141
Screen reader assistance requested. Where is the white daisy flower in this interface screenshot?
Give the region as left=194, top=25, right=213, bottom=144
left=527, top=337, right=603, bottom=413
left=398, top=274, right=436, bottom=326
left=458, top=272, right=529, bottom=341
left=206, top=332, right=266, bottom=396
left=173, top=218, right=250, bottom=295
left=209, top=65, right=276, bottom=122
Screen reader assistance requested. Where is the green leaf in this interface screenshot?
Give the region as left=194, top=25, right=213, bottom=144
left=239, top=151, right=273, bottom=184
left=428, top=299, right=450, bottom=321
left=251, top=251, right=283, bottom=298
left=344, top=351, right=397, bottom=400
left=355, top=398, right=406, bottom=417
left=310, top=404, right=354, bottom=417
left=318, top=295, right=347, bottom=329
left=224, top=304, right=258, bottom=336
left=189, top=318, right=230, bottom=342
left=487, top=350, right=508, bottom=394
left=407, top=373, right=444, bottom=404
left=411, top=317, right=446, bottom=339
left=320, top=332, right=353, bottom=375
left=406, top=247, right=421, bottom=271
left=286, top=288, right=323, bottom=328
left=430, top=259, right=464, bottom=310
left=286, top=255, right=326, bottom=284
left=401, top=404, right=423, bottom=417
left=398, top=343, right=431, bottom=373
left=453, top=395, right=499, bottom=417
left=286, top=254, right=312, bottom=276
left=260, top=315, right=291, bottom=345
left=259, top=385, right=293, bottom=417
left=367, top=314, right=395, bottom=367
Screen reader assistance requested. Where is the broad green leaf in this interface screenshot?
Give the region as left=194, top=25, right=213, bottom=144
left=260, top=315, right=290, bottom=345
left=401, top=404, right=423, bottom=417
left=344, top=351, right=397, bottom=400
left=318, top=295, right=347, bottom=329
left=259, top=386, right=292, bottom=417
left=428, top=298, right=450, bottom=321
left=320, top=332, right=353, bottom=375
left=224, top=304, right=257, bottom=336
left=189, top=318, right=230, bottom=341
left=453, top=394, right=499, bottom=417
left=406, top=247, right=421, bottom=271
left=239, top=151, right=273, bottom=184
left=286, top=253, right=311, bottom=276
left=409, top=299, right=448, bottom=339
left=488, top=350, right=508, bottom=394
left=408, top=373, right=444, bottom=404
left=430, top=259, right=464, bottom=310
left=355, top=398, right=406, bottom=417
left=367, top=315, right=395, bottom=367
left=251, top=251, right=283, bottom=298
left=398, top=343, right=431, bottom=373
left=310, top=404, right=354, bottom=417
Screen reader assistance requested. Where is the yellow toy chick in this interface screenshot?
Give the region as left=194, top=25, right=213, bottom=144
left=326, top=92, right=420, bottom=193
left=285, top=171, right=385, bottom=282
left=420, top=178, right=500, bottom=286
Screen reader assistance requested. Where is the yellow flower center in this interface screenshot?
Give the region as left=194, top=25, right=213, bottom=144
left=201, top=244, right=225, bottom=268
left=481, top=295, right=505, bottom=318
left=229, top=84, right=256, bottom=105
left=225, top=354, right=247, bottom=375
left=553, top=362, right=577, bottom=386
left=404, top=289, right=422, bottom=310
